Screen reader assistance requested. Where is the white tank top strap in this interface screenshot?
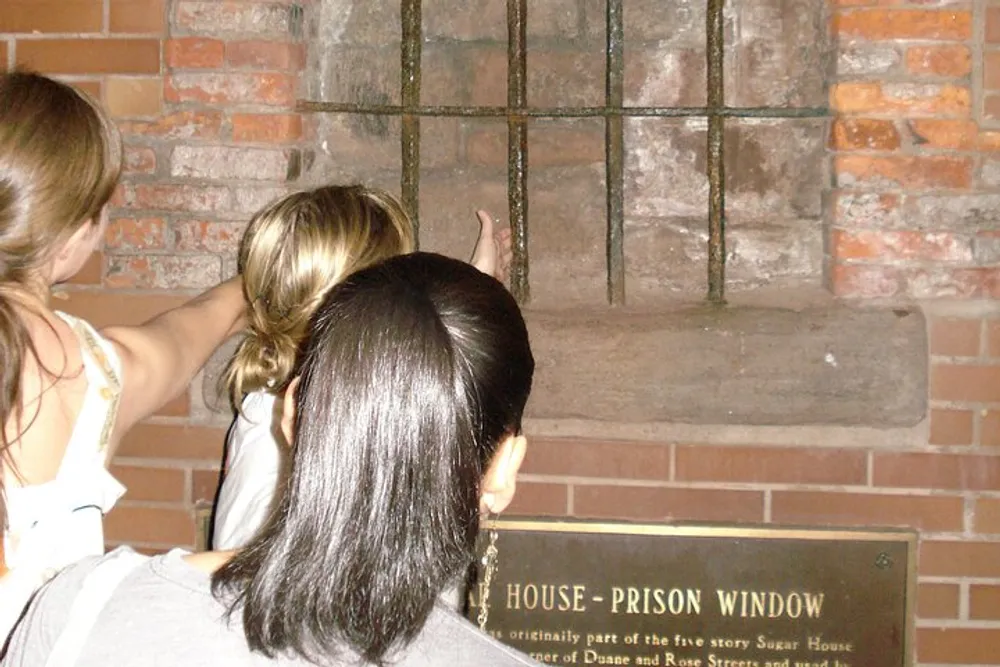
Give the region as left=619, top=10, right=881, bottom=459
left=53, top=311, right=123, bottom=464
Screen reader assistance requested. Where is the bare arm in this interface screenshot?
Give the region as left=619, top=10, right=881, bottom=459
left=103, top=278, right=246, bottom=443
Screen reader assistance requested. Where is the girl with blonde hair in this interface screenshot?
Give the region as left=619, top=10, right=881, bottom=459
left=213, top=184, right=510, bottom=549
left=0, top=71, right=246, bottom=641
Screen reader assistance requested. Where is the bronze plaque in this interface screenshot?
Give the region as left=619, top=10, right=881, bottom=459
left=468, top=520, right=915, bottom=667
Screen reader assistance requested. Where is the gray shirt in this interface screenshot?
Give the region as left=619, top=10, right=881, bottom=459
left=2, top=548, right=541, bottom=666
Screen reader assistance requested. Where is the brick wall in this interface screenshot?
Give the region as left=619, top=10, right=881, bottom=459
left=4, top=1, right=1000, bottom=665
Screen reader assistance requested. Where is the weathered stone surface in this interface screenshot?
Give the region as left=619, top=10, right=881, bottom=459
left=625, top=118, right=826, bottom=223
left=523, top=305, right=927, bottom=427
left=729, top=0, right=831, bottom=108
left=625, top=218, right=823, bottom=302
left=625, top=47, right=706, bottom=107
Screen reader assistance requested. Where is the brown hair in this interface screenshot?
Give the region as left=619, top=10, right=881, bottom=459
left=0, top=71, right=123, bottom=500
left=225, top=184, right=415, bottom=404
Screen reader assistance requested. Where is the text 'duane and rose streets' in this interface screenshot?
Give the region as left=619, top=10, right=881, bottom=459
left=481, top=583, right=856, bottom=667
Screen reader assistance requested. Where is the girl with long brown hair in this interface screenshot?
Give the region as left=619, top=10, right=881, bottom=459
left=0, top=72, right=246, bottom=641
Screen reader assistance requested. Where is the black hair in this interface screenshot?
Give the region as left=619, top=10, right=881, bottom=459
left=212, top=251, right=534, bottom=664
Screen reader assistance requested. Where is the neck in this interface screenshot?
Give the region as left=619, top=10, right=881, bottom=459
left=182, top=549, right=238, bottom=574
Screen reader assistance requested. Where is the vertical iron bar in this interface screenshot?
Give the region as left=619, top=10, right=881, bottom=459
left=507, top=0, right=529, bottom=304
left=605, top=0, right=625, bottom=305
left=401, top=0, right=422, bottom=246
left=706, top=0, right=726, bottom=304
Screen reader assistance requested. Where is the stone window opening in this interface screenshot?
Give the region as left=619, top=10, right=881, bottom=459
left=301, top=0, right=831, bottom=307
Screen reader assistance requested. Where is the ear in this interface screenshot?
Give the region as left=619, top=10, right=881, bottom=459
left=479, top=434, right=527, bottom=516
left=279, top=376, right=300, bottom=447
left=56, top=218, right=97, bottom=259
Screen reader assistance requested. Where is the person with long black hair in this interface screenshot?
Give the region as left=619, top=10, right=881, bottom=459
left=4, top=252, right=539, bottom=666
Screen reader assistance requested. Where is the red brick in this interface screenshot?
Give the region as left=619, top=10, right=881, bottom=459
left=16, top=39, right=161, bottom=75
left=165, top=38, right=225, bottom=69
left=918, top=583, right=960, bottom=620
left=874, top=452, right=1000, bottom=491
left=110, top=0, right=165, bottom=33
left=987, top=320, right=1000, bottom=358
left=105, top=217, right=167, bottom=250
left=905, top=45, right=972, bottom=78
left=975, top=498, right=1000, bottom=534
left=170, top=145, right=290, bottom=181
left=831, top=230, right=971, bottom=263
left=907, top=119, right=978, bottom=150
left=833, top=10, right=971, bottom=41
left=918, top=628, right=1000, bottom=665
left=110, top=465, right=186, bottom=503
left=829, top=263, right=903, bottom=299
left=118, top=110, right=223, bottom=140
left=173, top=1, right=293, bottom=37
left=154, top=392, right=190, bottom=418
left=129, top=184, right=231, bottom=212
left=931, top=363, right=1000, bottom=403
left=988, top=52, right=1000, bottom=91
left=506, top=482, right=569, bottom=517
left=929, top=409, right=974, bottom=446
left=116, top=424, right=226, bottom=462
left=106, top=255, right=221, bottom=290
left=990, top=7, right=1000, bottom=43
left=231, top=113, right=302, bottom=143
left=0, top=0, right=102, bottom=32
left=920, top=540, right=1000, bottom=577
left=835, top=155, right=972, bottom=190
left=523, top=439, right=670, bottom=480
left=983, top=411, right=1000, bottom=447
left=832, top=191, right=901, bottom=229
left=675, top=446, right=866, bottom=485
left=173, top=220, right=245, bottom=254
left=914, top=267, right=1000, bottom=300
left=191, top=468, right=222, bottom=504
left=930, top=317, right=981, bottom=357
left=771, top=491, right=963, bottom=531
left=104, top=505, right=195, bottom=546
left=829, top=118, right=900, bottom=151
left=226, top=40, right=304, bottom=70
left=573, top=486, right=764, bottom=523
left=986, top=94, right=1000, bottom=122
left=164, top=72, right=295, bottom=106
left=123, top=145, right=157, bottom=175
left=831, top=82, right=970, bottom=116
left=105, top=77, right=162, bottom=118
left=970, top=585, right=1000, bottom=620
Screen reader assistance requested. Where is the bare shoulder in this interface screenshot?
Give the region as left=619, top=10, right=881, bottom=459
left=3, top=304, right=87, bottom=483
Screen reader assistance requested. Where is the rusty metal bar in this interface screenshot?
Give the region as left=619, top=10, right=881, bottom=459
left=605, top=0, right=624, bottom=305
left=298, top=100, right=827, bottom=119
left=706, top=0, right=726, bottom=304
left=401, top=0, right=422, bottom=245
left=507, top=0, right=529, bottom=303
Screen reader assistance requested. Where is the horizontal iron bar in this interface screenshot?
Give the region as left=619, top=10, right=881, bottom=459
left=296, top=100, right=828, bottom=119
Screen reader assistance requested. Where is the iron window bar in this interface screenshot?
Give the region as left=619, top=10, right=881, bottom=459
left=298, top=0, right=828, bottom=305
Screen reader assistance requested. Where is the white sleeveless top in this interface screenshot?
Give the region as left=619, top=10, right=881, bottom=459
left=0, top=311, right=125, bottom=643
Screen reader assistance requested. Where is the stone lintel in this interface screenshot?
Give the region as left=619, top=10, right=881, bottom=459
left=523, top=305, right=927, bottom=427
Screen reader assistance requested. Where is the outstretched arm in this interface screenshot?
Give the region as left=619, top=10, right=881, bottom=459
left=103, top=278, right=246, bottom=445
